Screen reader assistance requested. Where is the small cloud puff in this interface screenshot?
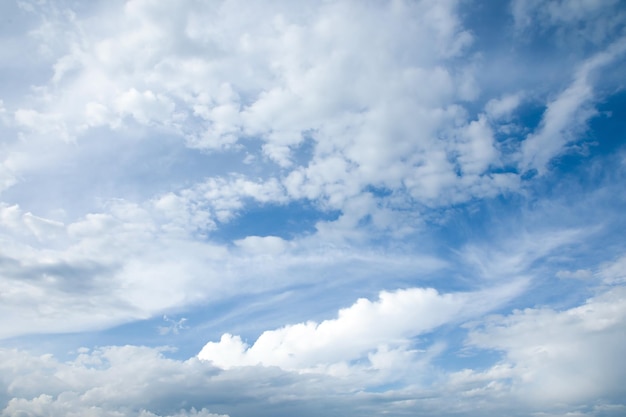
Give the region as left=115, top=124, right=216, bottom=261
left=555, top=269, right=593, bottom=280
left=234, top=235, right=288, bottom=255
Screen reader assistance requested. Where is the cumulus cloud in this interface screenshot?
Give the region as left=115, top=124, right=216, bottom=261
left=2, top=0, right=621, bottom=243
left=0, top=346, right=231, bottom=417
left=0, top=343, right=455, bottom=417
left=461, top=285, right=626, bottom=407
left=198, top=282, right=526, bottom=372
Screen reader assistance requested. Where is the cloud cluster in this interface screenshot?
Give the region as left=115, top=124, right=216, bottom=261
left=2, top=0, right=621, bottom=249
left=459, top=285, right=626, bottom=408
left=0, top=346, right=231, bottom=417
left=512, top=0, right=625, bottom=46
left=2, top=276, right=626, bottom=417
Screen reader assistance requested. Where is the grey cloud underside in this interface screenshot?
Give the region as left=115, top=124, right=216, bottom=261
left=0, top=254, right=117, bottom=293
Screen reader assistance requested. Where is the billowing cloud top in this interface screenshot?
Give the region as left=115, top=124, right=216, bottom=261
left=1, top=0, right=626, bottom=416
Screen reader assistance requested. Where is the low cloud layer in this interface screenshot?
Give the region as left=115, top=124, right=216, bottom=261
left=2, top=275, right=625, bottom=416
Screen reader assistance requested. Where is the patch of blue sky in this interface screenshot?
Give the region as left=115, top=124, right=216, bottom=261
left=459, top=0, right=513, bottom=50
left=421, top=197, right=518, bottom=249
left=211, top=200, right=341, bottom=242
left=94, top=316, right=205, bottom=360
left=587, top=90, right=626, bottom=154
left=363, top=381, right=411, bottom=394
left=288, top=133, right=317, bottom=167
left=528, top=114, right=626, bottom=203
left=496, top=102, right=545, bottom=141
left=0, top=4, right=54, bottom=99
left=363, top=185, right=394, bottom=198
left=2, top=312, right=216, bottom=361
left=419, top=326, right=505, bottom=374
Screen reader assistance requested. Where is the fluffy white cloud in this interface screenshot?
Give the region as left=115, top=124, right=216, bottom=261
left=0, top=343, right=452, bottom=417
left=0, top=346, right=232, bottom=417
left=198, top=281, right=526, bottom=372
left=460, top=285, right=626, bottom=407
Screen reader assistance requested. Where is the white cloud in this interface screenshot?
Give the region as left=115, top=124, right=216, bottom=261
left=198, top=281, right=526, bottom=372
left=511, top=0, right=624, bottom=45
left=115, top=88, right=176, bottom=126
left=462, top=285, right=626, bottom=406
left=1, top=343, right=444, bottom=417
left=455, top=115, right=498, bottom=176
left=234, top=235, right=288, bottom=255
left=485, top=93, right=523, bottom=121
left=555, top=269, right=593, bottom=280
left=2, top=395, right=227, bottom=417
left=152, top=175, right=287, bottom=231
left=158, top=316, right=189, bottom=336
left=521, top=36, right=626, bottom=173
left=459, top=227, right=590, bottom=281
left=0, top=346, right=232, bottom=417
left=598, top=254, right=626, bottom=284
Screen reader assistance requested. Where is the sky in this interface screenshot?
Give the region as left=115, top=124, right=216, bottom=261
left=1, top=0, right=626, bottom=416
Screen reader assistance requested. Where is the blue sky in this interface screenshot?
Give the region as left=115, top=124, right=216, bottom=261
left=1, top=0, right=626, bottom=416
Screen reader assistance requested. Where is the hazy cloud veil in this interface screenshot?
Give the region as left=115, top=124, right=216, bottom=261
left=1, top=0, right=626, bottom=416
